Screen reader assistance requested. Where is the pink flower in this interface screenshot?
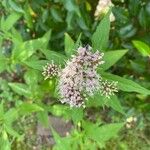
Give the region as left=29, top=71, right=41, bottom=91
left=58, top=45, right=104, bottom=107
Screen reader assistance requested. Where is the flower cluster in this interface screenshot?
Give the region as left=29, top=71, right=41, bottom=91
left=100, top=80, right=118, bottom=98
left=58, top=46, right=104, bottom=107
left=94, top=0, right=115, bottom=22
left=42, top=61, right=60, bottom=80
left=42, top=45, right=118, bottom=108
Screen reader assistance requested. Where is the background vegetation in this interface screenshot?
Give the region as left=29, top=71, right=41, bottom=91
left=0, top=0, right=150, bottom=149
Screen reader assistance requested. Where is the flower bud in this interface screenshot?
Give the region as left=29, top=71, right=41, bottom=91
left=42, top=61, right=60, bottom=80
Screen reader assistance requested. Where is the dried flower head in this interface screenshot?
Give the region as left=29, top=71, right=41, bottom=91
left=58, top=45, right=104, bottom=107
left=100, top=80, right=118, bottom=98
left=94, top=0, right=115, bottom=22
left=42, top=61, right=60, bottom=80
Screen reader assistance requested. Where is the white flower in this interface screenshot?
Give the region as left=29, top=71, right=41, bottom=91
left=94, top=0, right=115, bottom=22
left=126, top=116, right=137, bottom=129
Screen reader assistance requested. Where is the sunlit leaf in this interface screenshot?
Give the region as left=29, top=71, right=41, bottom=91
left=132, top=40, right=150, bottom=57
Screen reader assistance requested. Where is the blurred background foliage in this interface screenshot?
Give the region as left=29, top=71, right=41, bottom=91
left=0, top=0, right=150, bottom=149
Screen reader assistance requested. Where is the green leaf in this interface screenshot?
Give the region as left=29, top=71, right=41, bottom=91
left=83, top=121, right=124, bottom=143
left=23, top=60, right=49, bottom=71
left=51, top=126, right=71, bottom=150
left=86, top=93, right=106, bottom=107
left=67, top=108, right=83, bottom=124
left=8, top=83, right=31, bottom=97
left=132, top=40, right=150, bottom=56
left=75, top=33, right=82, bottom=49
left=101, top=72, right=150, bottom=95
left=102, top=49, right=128, bottom=70
left=87, top=93, right=124, bottom=114
left=92, top=13, right=110, bottom=51
left=108, top=95, right=125, bottom=114
left=64, top=33, right=75, bottom=57
left=1, top=12, right=21, bottom=31
left=138, top=8, right=147, bottom=29
left=0, top=58, right=7, bottom=73
left=0, top=101, right=4, bottom=118
left=12, top=30, right=51, bottom=61
left=50, top=7, right=63, bottom=22
left=23, top=3, right=33, bottom=28
left=51, top=127, right=63, bottom=146
left=37, top=111, right=49, bottom=128
left=4, top=108, right=18, bottom=125
left=0, top=130, right=11, bottom=150
left=119, top=24, right=137, bottom=39
left=18, top=103, right=44, bottom=115
left=63, top=0, right=80, bottom=15
left=11, top=28, right=23, bottom=42
left=24, top=69, right=39, bottom=85
left=49, top=105, right=69, bottom=117
left=5, top=125, right=20, bottom=138
left=40, top=49, right=67, bottom=65
left=8, top=0, right=24, bottom=13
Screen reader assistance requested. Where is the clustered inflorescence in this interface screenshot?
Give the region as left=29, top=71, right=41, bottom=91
left=100, top=80, right=118, bottom=98
left=94, top=0, right=115, bottom=22
left=58, top=46, right=104, bottom=107
left=42, top=45, right=118, bottom=107
left=42, top=61, right=60, bottom=80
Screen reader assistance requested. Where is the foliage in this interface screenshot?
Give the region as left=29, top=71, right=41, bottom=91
left=0, top=0, right=150, bottom=149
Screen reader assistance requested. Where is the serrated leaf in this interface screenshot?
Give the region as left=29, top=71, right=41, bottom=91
left=83, top=121, right=124, bottom=143
left=101, top=72, right=150, bottom=95
left=92, top=13, right=110, bottom=51
left=132, top=40, right=150, bottom=56
left=102, top=49, right=128, bottom=70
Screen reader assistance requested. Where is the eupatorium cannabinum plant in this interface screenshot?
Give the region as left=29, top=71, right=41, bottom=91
left=42, top=45, right=118, bottom=107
